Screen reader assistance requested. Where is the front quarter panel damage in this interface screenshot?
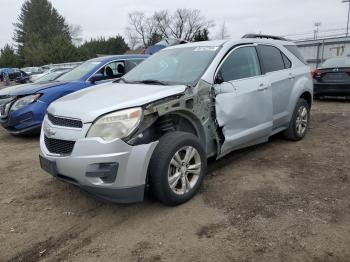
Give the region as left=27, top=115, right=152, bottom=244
left=126, top=82, right=219, bottom=159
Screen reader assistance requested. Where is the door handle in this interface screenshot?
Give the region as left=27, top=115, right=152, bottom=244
left=288, top=73, right=295, bottom=80
left=258, top=83, right=267, bottom=91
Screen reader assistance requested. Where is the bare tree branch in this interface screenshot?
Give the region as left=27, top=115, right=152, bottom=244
left=216, top=21, right=230, bottom=40
left=126, top=8, right=214, bottom=48
left=69, top=24, right=83, bottom=46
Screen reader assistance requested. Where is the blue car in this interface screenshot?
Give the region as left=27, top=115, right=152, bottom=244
left=144, top=38, right=188, bottom=55
left=0, top=54, right=148, bottom=135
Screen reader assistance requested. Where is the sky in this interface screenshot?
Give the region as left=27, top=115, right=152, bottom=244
left=0, top=0, right=348, bottom=49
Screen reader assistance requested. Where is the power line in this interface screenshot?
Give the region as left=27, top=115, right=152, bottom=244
left=283, top=27, right=349, bottom=40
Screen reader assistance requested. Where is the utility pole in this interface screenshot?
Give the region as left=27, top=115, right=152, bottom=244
left=342, top=0, right=350, bottom=37
left=314, top=22, right=321, bottom=40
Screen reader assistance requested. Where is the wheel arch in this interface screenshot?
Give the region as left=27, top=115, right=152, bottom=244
left=299, top=91, right=312, bottom=108
left=155, top=110, right=207, bottom=149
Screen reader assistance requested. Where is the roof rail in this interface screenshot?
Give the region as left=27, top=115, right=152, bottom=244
left=242, top=34, right=287, bottom=41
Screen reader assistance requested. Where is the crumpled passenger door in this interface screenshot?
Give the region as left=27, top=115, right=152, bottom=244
left=213, top=45, right=273, bottom=156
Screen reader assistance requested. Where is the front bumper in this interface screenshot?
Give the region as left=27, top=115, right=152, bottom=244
left=39, top=117, right=158, bottom=203
left=314, top=83, right=350, bottom=97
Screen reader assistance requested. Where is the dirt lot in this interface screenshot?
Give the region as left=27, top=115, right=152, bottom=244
left=0, top=100, right=350, bottom=262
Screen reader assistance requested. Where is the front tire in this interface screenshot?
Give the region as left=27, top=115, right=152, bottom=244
left=149, top=131, right=207, bottom=206
left=283, top=98, right=310, bottom=141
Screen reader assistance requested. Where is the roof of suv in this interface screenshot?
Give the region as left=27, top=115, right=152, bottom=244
left=167, top=38, right=295, bottom=50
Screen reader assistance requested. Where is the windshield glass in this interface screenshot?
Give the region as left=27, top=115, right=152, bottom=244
left=33, top=70, right=69, bottom=83
left=123, top=46, right=220, bottom=86
left=322, top=57, right=350, bottom=68
left=57, top=61, right=101, bottom=81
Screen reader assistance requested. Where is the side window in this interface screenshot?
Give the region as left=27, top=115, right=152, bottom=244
left=98, top=61, right=125, bottom=80
left=284, top=45, right=307, bottom=65
left=281, top=52, right=292, bottom=69
left=257, top=45, right=285, bottom=73
left=126, top=59, right=144, bottom=72
left=219, top=46, right=261, bottom=82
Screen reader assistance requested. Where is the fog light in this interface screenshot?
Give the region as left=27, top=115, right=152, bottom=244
left=86, top=163, right=119, bottom=183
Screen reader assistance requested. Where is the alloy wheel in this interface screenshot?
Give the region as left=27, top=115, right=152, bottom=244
left=167, top=146, right=202, bottom=195
left=296, top=105, right=308, bottom=136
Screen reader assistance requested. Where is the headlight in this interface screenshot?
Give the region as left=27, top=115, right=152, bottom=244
left=10, top=94, right=41, bottom=112
left=87, top=107, right=142, bottom=141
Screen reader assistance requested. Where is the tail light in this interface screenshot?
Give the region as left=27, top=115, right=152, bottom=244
left=311, top=69, right=321, bottom=79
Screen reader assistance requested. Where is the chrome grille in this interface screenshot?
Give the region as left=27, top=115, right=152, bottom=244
left=48, top=114, right=83, bottom=128
left=44, top=135, right=75, bottom=155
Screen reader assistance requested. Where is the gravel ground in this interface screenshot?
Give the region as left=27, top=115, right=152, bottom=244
left=0, top=100, right=350, bottom=262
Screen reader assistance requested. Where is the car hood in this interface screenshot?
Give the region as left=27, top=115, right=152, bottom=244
left=48, top=83, right=187, bottom=122
left=0, top=81, right=73, bottom=96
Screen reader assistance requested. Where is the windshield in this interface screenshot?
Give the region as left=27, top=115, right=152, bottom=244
left=321, top=57, right=350, bottom=68
left=56, top=61, right=101, bottom=82
left=33, top=70, right=69, bottom=83
left=123, top=46, right=220, bottom=86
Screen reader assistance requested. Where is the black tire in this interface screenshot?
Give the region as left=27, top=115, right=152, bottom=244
left=283, top=98, right=310, bottom=141
left=148, top=131, right=207, bottom=206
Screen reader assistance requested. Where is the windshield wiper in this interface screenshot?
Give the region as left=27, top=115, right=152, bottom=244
left=136, top=79, right=168, bottom=85
left=116, top=78, right=169, bottom=85
left=113, top=77, right=127, bottom=83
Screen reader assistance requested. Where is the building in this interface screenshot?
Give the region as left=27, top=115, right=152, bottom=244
left=296, top=36, right=350, bottom=69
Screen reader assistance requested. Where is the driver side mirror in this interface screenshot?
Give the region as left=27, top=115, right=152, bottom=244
left=90, top=73, right=104, bottom=84
left=215, top=70, right=225, bottom=84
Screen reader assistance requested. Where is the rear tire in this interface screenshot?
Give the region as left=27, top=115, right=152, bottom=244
left=149, top=131, right=207, bottom=206
left=283, top=98, right=310, bottom=141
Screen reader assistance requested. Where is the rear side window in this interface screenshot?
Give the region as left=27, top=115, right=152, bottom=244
left=284, top=45, right=307, bottom=65
left=281, top=52, right=292, bottom=69
left=257, top=45, right=285, bottom=73
left=219, top=46, right=261, bottom=82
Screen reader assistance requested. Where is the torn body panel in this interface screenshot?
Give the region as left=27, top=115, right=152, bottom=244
left=214, top=76, right=273, bottom=157
left=127, top=81, right=219, bottom=158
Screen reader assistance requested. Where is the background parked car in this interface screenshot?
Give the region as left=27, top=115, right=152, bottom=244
left=144, top=38, right=188, bottom=55
left=21, top=67, right=44, bottom=75
left=15, top=70, right=31, bottom=84
left=0, top=68, right=5, bottom=82
left=313, top=56, right=350, bottom=99
left=30, top=67, right=73, bottom=82
left=0, top=54, right=148, bottom=135
left=0, top=68, right=30, bottom=83
left=32, top=68, right=71, bottom=83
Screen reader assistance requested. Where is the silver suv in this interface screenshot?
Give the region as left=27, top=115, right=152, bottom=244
left=39, top=35, right=313, bottom=206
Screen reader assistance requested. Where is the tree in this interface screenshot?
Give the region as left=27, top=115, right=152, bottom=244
left=77, top=35, right=129, bottom=60
left=13, top=0, right=73, bottom=65
left=43, top=35, right=79, bottom=63
left=69, top=24, right=83, bottom=46
left=148, top=32, right=163, bottom=46
left=126, top=9, right=214, bottom=48
left=126, top=12, right=158, bottom=48
left=216, top=21, right=230, bottom=40
left=194, top=28, right=209, bottom=42
left=0, top=44, right=20, bottom=68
